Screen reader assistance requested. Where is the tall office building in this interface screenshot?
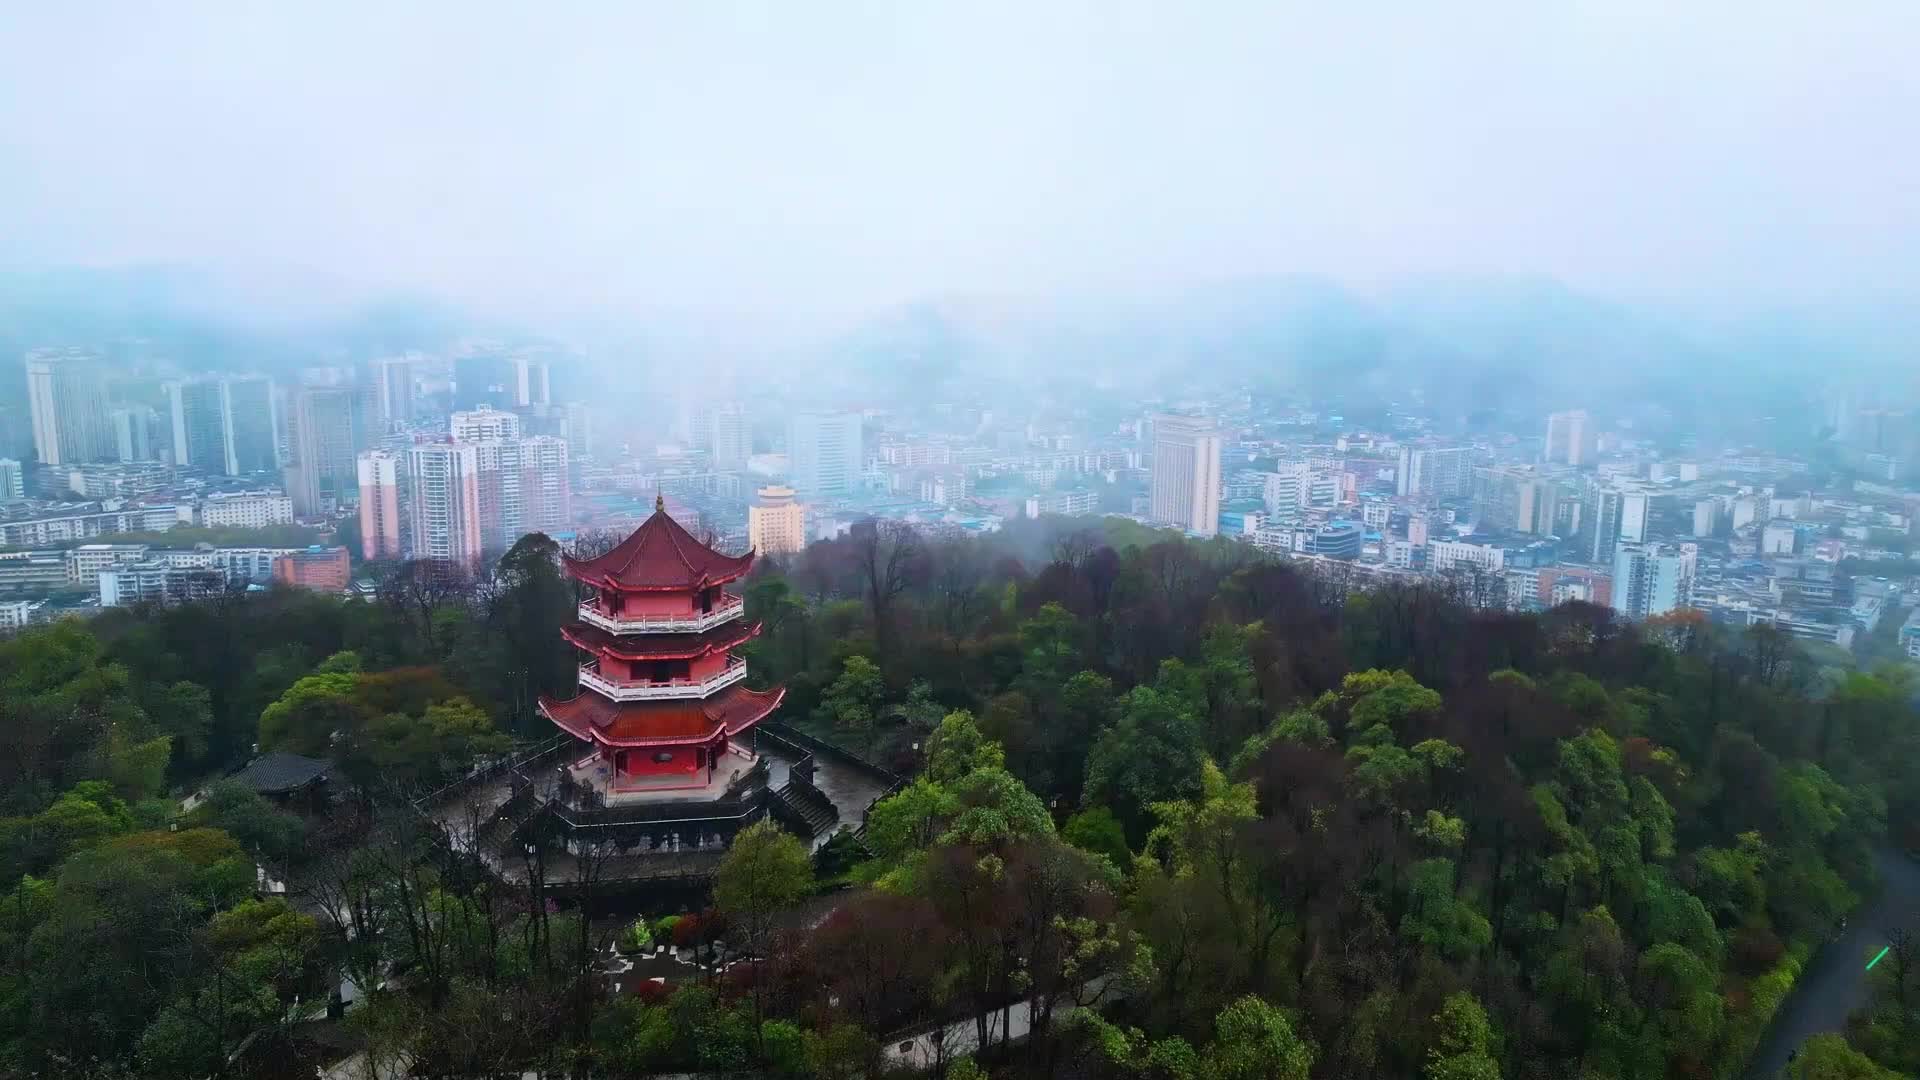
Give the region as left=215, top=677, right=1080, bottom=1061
left=0, top=458, right=23, bottom=502
left=373, top=354, right=418, bottom=430
left=1545, top=410, right=1595, bottom=467
left=513, top=354, right=551, bottom=408
left=787, top=412, right=863, bottom=500
left=452, top=350, right=516, bottom=411
left=748, top=485, right=806, bottom=555
left=25, top=348, right=114, bottom=465
left=168, top=376, right=278, bottom=475
left=168, top=378, right=228, bottom=472
left=356, top=451, right=403, bottom=560
left=451, top=406, right=522, bottom=443
left=1397, top=445, right=1474, bottom=500
left=1150, top=413, right=1223, bottom=537
left=226, top=377, right=278, bottom=474
left=287, top=386, right=361, bottom=516
left=111, top=407, right=161, bottom=462
left=406, top=443, right=483, bottom=567
left=1611, top=542, right=1696, bottom=619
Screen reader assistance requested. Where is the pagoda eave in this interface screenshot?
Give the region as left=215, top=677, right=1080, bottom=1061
left=538, top=684, right=785, bottom=749
left=567, top=566, right=751, bottom=593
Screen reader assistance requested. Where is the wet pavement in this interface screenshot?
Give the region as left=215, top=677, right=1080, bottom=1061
left=1745, top=848, right=1920, bottom=1078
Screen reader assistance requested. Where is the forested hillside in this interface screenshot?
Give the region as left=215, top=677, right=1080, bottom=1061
left=1, top=518, right=1916, bottom=1078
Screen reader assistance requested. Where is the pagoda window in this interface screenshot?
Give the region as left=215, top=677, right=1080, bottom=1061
left=652, top=750, right=675, bottom=764
left=648, top=660, right=691, bottom=684
left=699, top=587, right=715, bottom=614
left=608, top=592, right=625, bottom=614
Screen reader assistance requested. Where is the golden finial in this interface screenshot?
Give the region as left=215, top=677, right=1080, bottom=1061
left=655, top=493, right=665, bottom=513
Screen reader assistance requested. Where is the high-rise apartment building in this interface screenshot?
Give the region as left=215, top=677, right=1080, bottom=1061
left=373, top=354, right=418, bottom=430
left=287, top=386, right=361, bottom=516
left=451, top=406, right=522, bottom=443
left=169, top=376, right=278, bottom=475
left=1611, top=542, right=1696, bottom=619
left=787, top=412, right=863, bottom=500
left=225, top=377, right=278, bottom=474
left=561, top=401, right=595, bottom=460
left=699, top=402, right=750, bottom=468
left=1619, top=491, right=1650, bottom=544
left=1150, top=413, right=1223, bottom=537
left=469, top=436, right=570, bottom=552
left=1396, top=445, right=1474, bottom=500
left=357, top=450, right=403, bottom=560
left=1545, top=410, right=1595, bottom=467
left=1262, top=462, right=1311, bottom=519
left=1582, top=487, right=1624, bottom=564
left=168, top=378, right=227, bottom=472
left=25, top=349, right=113, bottom=465
left=406, top=443, right=483, bottom=567
left=111, top=407, right=161, bottom=462
left=748, top=485, right=806, bottom=556
left=0, top=458, right=23, bottom=502
left=1692, top=498, right=1720, bottom=538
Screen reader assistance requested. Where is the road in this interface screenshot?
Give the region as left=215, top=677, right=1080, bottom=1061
left=1745, top=848, right=1920, bottom=1078
left=883, top=977, right=1117, bottom=1071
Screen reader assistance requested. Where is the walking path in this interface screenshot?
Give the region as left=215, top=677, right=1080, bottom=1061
left=1745, top=848, right=1920, bottom=1078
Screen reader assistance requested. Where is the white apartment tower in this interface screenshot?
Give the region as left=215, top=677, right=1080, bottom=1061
left=451, top=406, right=522, bottom=443
left=405, top=443, right=483, bottom=567
left=1612, top=542, right=1697, bottom=620
left=1150, top=414, right=1223, bottom=537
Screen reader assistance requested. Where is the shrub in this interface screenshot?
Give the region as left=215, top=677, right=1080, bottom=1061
left=619, top=919, right=653, bottom=954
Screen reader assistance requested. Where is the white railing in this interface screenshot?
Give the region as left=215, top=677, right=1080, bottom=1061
left=577, top=656, right=749, bottom=701
left=576, top=593, right=744, bottom=634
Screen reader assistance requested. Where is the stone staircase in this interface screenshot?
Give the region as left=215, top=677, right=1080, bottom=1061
left=769, top=753, right=839, bottom=839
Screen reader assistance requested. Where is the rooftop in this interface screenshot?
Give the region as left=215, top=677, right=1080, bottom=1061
left=562, top=500, right=755, bottom=592
left=229, top=751, right=330, bottom=795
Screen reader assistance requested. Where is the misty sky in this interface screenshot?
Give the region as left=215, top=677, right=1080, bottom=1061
left=3, top=2, right=1917, bottom=321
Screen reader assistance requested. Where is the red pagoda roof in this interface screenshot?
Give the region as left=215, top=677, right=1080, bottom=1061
left=560, top=620, right=762, bottom=661
left=563, top=499, right=755, bottom=592
left=539, top=682, right=785, bottom=748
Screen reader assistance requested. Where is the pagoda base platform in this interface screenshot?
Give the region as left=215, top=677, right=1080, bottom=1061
left=566, top=741, right=758, bottom=806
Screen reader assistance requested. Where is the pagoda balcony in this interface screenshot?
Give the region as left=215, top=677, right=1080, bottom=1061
left=576, top=593, right=744, bottom=635
left=577, top=656, right=749, bottom=701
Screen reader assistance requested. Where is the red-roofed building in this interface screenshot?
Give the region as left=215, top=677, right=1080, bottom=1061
left=536, top=498, right=785, bottom=847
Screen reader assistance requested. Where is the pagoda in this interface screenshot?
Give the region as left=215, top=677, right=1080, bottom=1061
left=538, top=498, right=784, bottom=826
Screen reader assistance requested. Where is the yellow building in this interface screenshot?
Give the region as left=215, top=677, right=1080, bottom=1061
left=748, top=485, right=807, bottom=556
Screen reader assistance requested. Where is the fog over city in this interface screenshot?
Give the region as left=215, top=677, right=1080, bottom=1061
left=5, top=3, right=1919, bottom=328
left=10, top=7, right=1920, bottom=1080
